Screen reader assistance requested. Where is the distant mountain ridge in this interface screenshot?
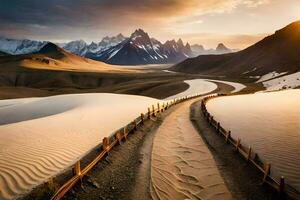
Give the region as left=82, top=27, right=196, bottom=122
left=0, top=29, right=233, bottom=65
left=0, top=37, right=46, bottom=55
left=171, top=20, right=300, bottom=77
left=59, top=34, right=127, bottom=57
left=191, top=43, right=233, bottom=56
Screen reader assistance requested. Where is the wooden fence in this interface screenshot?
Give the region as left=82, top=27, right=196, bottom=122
left=201, top=94, right=300, bottom=200
left=50, top=93, right=202, bottom=200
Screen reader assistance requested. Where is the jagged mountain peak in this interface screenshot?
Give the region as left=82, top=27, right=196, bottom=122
left=90, top=41, right=97, bottom=46
left=130, top=29, right=150, bottom=40
left=216, top=43, right=229, bottom=51
left=132, top=28, right=146, bottom=35
left=99, top=34, right=126, bottom=45
left=116, top=33, right=125, bottom=39
left=177, top=38, right=184, bottom=46
left=185, top=42, right=191, bottom=49
left=65, top=40, right=87, bottom=47
left=164, top=39, right=177, bottom=46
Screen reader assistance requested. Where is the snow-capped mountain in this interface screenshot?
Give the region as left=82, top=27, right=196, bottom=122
left=60, top=40, right=88, bottom=56
left=59, top=34, right=127, bottom=57
left=0, top=30, right=193, bottom=65
left=0, top=37, right=46, bottom=55
left=97, top=34, right=126, bottom=51
left=88, top=29, right=193, bottom=65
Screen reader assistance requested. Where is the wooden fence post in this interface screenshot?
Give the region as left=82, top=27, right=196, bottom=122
left=116, top=130, right=122, bottom=145
left=236, top=138, right=241, bottom=151
left=157, top=103, right=160, bottom=113
left=123, top=126, right=127, bottom=140
left=206, top=112, right=209, bottom=119
left=102, top=137, right=109, bottom=152
left=226, top=131, right=231, bottom=143
left=152, top=105, right=156, bottom=117
left=73, top=161, right=81, bottom=176
left=279, top=176, right=285, bottom=194
left=263, top=163, right=271, bottom=182
left=133, top=120, right=137, bottom=131
left=141, top=113, right=144, bottom=124
left=148, top=107, right=151, bottom=119
left=247, top=146, right=252, bottom=162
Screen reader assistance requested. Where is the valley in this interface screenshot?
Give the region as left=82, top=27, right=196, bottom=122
left=0, top=7, right=299, bottom=199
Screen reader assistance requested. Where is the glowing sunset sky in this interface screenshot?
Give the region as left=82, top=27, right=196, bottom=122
left=0, top=0, right=300, bottom=49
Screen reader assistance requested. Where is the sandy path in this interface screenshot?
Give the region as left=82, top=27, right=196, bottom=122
left=151, top=99, right=232, bottom=200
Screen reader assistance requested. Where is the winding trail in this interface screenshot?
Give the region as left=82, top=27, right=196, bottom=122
left=151, top=98, right=232, bottom=200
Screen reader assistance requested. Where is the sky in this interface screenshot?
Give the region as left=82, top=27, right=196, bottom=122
left=0, top=0, right=300, bottom=49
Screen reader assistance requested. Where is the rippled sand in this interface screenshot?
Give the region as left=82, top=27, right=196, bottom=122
left=151, top=99, right=232, bottom=200
left=0, top=93, right=163, bottom=200
left=207, top=89, right=300, bottom=191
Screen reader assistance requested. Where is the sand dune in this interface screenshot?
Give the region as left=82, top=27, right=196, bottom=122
left=206, top=89, right=300, bottom=191
left=0, top=78, right=238, bottom=199
left=151, top=99, right=232, bottom=200
left=0, top=93, right=163, bottom=200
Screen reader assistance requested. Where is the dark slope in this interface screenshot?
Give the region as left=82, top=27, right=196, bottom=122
left=0, top=51, right=9, bottom=56
left=171, top=20, right=300, bottom=76
left=37, top=42, right=67, bottom=59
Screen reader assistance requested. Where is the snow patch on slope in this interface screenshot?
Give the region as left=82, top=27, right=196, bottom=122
left=256, top=71, right=288, bottom=83
left=108, top=46, right=123, bottom=60
left=262, top=71, right=300, bottom=91
left=0, top=37, right=46, bottom=55
left=242, top=67, right=257, bottom=75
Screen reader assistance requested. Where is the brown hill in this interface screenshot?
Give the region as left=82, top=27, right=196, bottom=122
left=0, top=43, right=135, bottom=73
left=171, top=20, right=300, bottom=77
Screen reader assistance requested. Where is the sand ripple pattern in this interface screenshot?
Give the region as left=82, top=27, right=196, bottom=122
left=0, top=93, right=163, bottom=200
left=151, top=100, right=232, bottom=200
